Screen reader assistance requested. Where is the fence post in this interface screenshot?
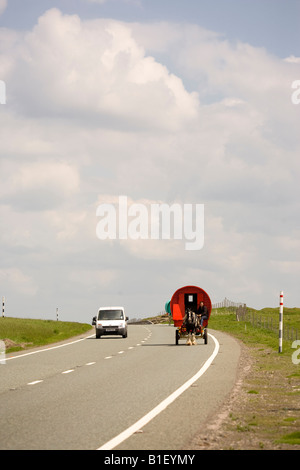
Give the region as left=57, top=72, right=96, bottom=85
left=279, top=291, right=283, bottom=353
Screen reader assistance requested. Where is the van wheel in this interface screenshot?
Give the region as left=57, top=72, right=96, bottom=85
left=122, top=332, right=127, bottom=338
left=96, top=330, right=101, bottom=339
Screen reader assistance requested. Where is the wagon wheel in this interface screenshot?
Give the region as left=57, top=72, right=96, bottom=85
left=175, top=329, right=180, bottom=345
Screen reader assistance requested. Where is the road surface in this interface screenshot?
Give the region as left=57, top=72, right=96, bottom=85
left=0, top=324, right=240, bottom=450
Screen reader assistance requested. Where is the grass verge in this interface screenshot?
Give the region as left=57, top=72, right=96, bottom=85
left=0, top=317, right=92, bottom=353
left=204, top=308, right=300, bottom=449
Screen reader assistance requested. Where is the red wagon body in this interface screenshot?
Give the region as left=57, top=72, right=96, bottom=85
left=169, top=285, right=212, bottom=344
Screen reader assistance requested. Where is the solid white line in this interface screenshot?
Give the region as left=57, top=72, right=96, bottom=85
left=28, top=380, right=43, bottom=385
left=98, top=333, right=220, bottom=450
left=5, top=333, right=95, bottom=361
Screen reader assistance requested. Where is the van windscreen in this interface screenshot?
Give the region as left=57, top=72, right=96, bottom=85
left=98, top=310, right=124, bottom=320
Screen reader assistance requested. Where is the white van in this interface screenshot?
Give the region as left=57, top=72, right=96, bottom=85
left=92, top=306, right=128, bottom=338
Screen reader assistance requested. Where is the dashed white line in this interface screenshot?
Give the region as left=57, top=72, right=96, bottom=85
left=27, top=380, right=43, bottom=385
left=12, top=327, right=153, bottom=391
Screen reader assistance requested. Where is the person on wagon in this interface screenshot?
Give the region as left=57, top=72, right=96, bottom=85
left=197, top=301, right=208, bottom=328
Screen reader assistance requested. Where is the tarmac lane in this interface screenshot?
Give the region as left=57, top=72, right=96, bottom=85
left=0, top=325, right=240, bottom=450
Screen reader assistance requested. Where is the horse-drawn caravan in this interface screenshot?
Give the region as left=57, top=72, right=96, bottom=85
left=166, top=285, right=212, bottom=345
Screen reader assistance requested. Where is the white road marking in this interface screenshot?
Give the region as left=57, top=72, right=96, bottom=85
left=6, top=325, right=150, bottom=361
left=98, top=333, right=220, bottom=450
left=62, top=369, right=74, bottom=374
left=5, top=333, right=95, bottom=361
left=105, top=356, right=112, bottom=359
left=86, top=362, right=96, bottom=366
left=118, top=351, right=124, bottom=354
left=27, top=380, right=43, bottom=385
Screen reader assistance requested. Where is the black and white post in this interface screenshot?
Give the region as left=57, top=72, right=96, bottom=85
left=279, top=291, right=283, bottom=353
left=2, top=296, right=5, bottom=318
left=56, top=307, right=59, bottom=321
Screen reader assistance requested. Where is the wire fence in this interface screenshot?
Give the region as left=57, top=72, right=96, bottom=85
left=212, top=297, right=246, bottom=308
left=236, top=306, right=299, bottom=342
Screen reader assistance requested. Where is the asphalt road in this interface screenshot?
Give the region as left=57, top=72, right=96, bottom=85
left=0, top=324, right=240, bottom=450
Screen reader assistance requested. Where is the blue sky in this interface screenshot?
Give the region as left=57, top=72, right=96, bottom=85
left=0, top=0, right=300, bottom=321
left=2, top=0, right=300, bottom=57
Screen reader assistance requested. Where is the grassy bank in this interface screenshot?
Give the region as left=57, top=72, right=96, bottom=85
left=209, top=306, right=300, bottom=354
left=0, top=317, right=92, bottom=353
left=206, top=307, right=300, bottom=449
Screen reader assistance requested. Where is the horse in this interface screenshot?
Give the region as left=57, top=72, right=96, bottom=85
left=183, top=308, right=200, bottom=345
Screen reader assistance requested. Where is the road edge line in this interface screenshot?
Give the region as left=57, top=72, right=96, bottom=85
left=5, top=333, right=95, bottom=361
left=97, top=332, right=220, bottom=450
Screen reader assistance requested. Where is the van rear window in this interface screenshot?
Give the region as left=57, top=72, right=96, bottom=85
left=98, top=310, right=124, bottom=320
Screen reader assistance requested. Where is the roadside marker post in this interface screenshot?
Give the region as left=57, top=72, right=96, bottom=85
left=2, top=296, right=4, bottom=318
left=279, top=291, right=283, bottom=353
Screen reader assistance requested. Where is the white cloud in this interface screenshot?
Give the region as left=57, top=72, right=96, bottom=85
left=6, top=9, right=198, bottom=131
left=84, top=0, right=141, bottom=4
left=1, top=10, right=299, bottom=317
left=0, top=160, right=80, bottom=211
left=69, top=268, right=118, bottom=289
left=284, top=55, right=300, bottom=64
left=85, top=0, right=108, bottom=4
left=0, top=268, right=38, bottom=296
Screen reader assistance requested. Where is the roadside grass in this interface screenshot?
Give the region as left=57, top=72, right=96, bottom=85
left=276, top=432, right=300, bottom=446
left=0, top=317, right=92, bottom=353
left=207, top=307, right=300, bottom=449
left=209, top=307, right=299, bottom=354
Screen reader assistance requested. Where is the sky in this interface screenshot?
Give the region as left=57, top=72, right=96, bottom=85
left=0, top=0, right=300, bottom=322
